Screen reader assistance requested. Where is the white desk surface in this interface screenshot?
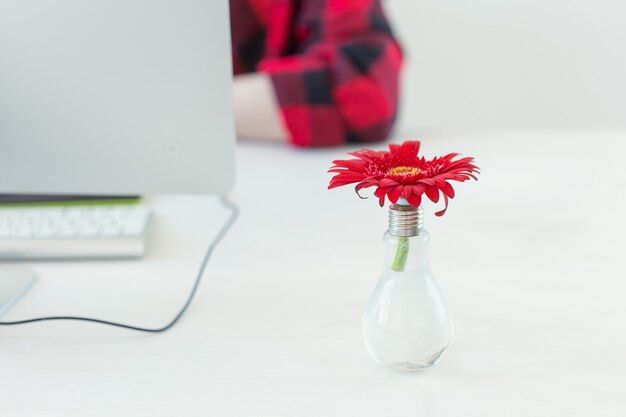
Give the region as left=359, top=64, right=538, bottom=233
left=1, top=131, right=625, bottom=416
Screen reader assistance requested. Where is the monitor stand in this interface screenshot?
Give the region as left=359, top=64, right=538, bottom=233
left=0, top=268, right=36, bottom=319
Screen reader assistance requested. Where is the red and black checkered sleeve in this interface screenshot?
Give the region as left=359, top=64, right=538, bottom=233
left=258, top=0, right=403, bottom=147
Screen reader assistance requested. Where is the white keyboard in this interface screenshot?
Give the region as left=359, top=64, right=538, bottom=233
left=0, top=205, right=152, bottom=260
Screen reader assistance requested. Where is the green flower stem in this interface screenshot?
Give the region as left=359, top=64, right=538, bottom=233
left=392, top=236, right=410, bottom=272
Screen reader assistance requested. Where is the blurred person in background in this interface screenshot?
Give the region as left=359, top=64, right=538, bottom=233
left=231, top=0, right=403, bottom=147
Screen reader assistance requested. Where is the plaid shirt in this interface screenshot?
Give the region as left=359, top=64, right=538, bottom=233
left=230, top=0, right=403, bottom=147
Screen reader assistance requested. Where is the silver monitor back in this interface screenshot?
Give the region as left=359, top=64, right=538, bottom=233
left=0, top=0, right=235, bottom=195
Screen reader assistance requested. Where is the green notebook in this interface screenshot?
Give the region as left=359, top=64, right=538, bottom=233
left=0, top=195, right=141, bottom=207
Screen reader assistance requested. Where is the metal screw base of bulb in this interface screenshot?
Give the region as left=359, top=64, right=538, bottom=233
left=389, top=204, right=423, bottom=237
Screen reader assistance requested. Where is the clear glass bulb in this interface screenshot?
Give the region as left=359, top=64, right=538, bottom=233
left=362, top=205, right=453, bottom=371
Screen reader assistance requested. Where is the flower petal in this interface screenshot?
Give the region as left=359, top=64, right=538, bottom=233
left=354, top=180, right=378, bottom=199
left=388, top=185, right=403, bottom=203
left=328, top=172, right=367, bottom=187
left=400, top=140, right=421, bottom=159
left=417, top=178, right=436, bottom=186
left=425, top=186, right=440, bottom=203
left=388, top=143, right=401, bottom=155
left=374, top=187, right=387, bottom=206
left=440, top=181, right=456, bottom=198
left=379, top=178, right=399, bottom=188
left=328, top=159, right=367, bottom=172
left=407, top=193, right=422, bottom=207
left=435, top=195, right=449, bottom=217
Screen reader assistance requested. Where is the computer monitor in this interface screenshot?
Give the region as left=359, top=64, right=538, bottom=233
left=0, top=0, right=236, bottom=196
left=0, top=1, right=237, bottom=320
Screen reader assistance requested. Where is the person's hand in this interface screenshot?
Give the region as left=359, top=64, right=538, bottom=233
left=233, top=73, right=287, bottom=142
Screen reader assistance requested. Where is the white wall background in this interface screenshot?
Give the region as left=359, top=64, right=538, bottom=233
left=385, top=0, right=626, bottom=130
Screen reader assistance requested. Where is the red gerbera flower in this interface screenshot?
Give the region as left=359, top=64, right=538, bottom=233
left=328, top=140, right=479, bottom=216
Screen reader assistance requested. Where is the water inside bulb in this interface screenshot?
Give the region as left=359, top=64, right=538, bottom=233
left=362, top=229, right=453, bottom=371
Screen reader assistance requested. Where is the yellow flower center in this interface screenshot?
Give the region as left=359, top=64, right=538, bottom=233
left=387, top=166, right=420, bottom=177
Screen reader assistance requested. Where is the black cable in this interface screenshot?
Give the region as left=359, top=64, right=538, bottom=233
left=0, top=196, right=239, bottom=333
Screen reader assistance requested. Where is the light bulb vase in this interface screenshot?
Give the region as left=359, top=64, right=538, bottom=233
left=362, top=203, right=453, bottom=371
